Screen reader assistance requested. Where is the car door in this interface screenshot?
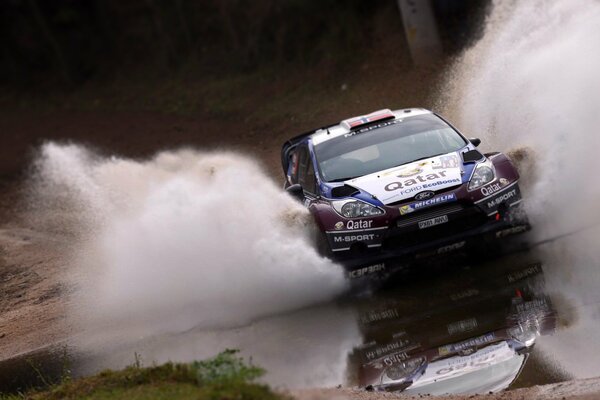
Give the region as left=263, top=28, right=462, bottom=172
left=297, top=145, right=319, bottom=207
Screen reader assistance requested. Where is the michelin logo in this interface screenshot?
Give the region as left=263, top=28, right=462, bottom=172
left=400, top=193, right=457, bottom=215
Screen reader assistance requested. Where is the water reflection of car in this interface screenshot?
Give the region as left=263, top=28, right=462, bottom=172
left=351, top=263, right=556, bottom=395
left=281, top=108, right=529, bottom=275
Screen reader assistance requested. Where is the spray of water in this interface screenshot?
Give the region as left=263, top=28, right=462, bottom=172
left=31, top=143, right=347, bottom=342
left=439, top=0, right=600, bottom=378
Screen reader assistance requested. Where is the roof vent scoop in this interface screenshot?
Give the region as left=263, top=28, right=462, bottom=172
left=331, top=185, right=360, bottom=198
left=341, top=109, right=395, bottom=130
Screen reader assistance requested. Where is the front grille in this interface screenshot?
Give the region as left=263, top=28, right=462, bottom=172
left=384, top=204, right=487, bottom=249
left=396, top=204, right=464, bottom=228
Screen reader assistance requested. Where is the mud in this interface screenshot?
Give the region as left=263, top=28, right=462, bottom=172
left=0, top=226, right=69, bottom=363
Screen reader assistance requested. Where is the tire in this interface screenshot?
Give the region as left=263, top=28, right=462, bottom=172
left=315, top=229, right=333, bottom=258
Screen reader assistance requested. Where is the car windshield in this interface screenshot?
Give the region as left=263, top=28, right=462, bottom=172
left=314, top=114, right=467, bottom=182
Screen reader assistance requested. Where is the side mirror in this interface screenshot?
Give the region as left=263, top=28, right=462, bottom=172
left=470, top=137, right=481, bottom=147
left=286, top=184, right=304, bottom=202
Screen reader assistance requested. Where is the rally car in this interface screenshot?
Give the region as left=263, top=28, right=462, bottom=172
left=282, top=108, right=529, bottom=273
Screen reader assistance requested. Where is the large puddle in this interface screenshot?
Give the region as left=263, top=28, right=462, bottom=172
left=3, top=233, right=590, bottom=396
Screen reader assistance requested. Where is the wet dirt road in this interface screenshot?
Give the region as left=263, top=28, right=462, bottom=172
left=3, top=226, right=599, bottom=396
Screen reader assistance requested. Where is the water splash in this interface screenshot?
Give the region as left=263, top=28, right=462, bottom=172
left=31, top=143, right=347, bottom=342
left=439, top=0, right=600, bottom=378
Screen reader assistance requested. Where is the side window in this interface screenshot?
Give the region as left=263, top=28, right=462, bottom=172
left=289, top=150, right=300, bottom=184
left=296, top=146, right=309, bottom=185
left=304, top=160, right=317, bottom=195
left=297, top=145, right=317, bottom=195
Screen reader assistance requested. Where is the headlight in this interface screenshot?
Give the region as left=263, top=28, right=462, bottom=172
left=508, top=324, right=538, bottom=347
left=468, top=161, right=495, bottom=190
left=332, top=199, right=385, bottom=218
left=381, top=357, right=426, bottom=385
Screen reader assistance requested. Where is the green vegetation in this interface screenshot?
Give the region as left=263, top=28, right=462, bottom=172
left=2, top=350, right=287, bottom=400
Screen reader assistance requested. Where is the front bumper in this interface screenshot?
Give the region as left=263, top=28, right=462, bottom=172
left=327, top=183, right=528, bottom=276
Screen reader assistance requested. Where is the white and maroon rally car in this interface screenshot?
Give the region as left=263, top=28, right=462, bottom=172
left=281, top=108, right=529, bottom=274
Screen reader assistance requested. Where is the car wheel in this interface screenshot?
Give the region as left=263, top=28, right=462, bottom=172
left=315, top=229, right=333, bottom=258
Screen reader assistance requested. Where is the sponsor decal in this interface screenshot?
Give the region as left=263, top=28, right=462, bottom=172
left=328, top=229, right=384, bottom=250
left=399, top=205, right=412, bottom=215
left=500, top=178, right=510, bottom=186
left=415, top=240, right=467, bottom=259
left=347, top=154, right=463, bottom=205
left=333, top=233, right=376, bottom=243
left=385, top=171, right=455, bottom=192
left=477, top=184, right=522, bottom=214
left=371, top=343, right=421, bottom=369
left=496, top=225, right=528, bottom=238
left=334, top=221, right=344, bottom=230
left=438, top=333, right=495, bottom=356
left=480, top=182, right=503, bottom=196
left=507, top=262, right=542, bottom=283
left=364, top=338, right=411, bottom=361
left=414, top=190, right=435, bottom=201
left=346, top=219, right=373, bottom=230
left=516, top=298, right=549, bottom=314
left=360, top=308, right=400, bottom=324
left=418, top=215, right=448, bottom=230
left=348, top=263, right=385, bottom=279
left=380, top=161, right=428, bottom=178
left=400, top=193, right=457, bottom=215
left=389, top=177, right=461, bottom=199
left=343, top=119, right=400, bottom=138
left=435, top=154, right=460, bottom=169
left=396, top=166, right=424, bottom=178
left=449, top=287, right=479, bottom=301
left=383, top=352, right=410, bottom=367
left=433, top=343, right=512, bottom=377
left=447, top=318, right=478, bottom=335
left=437, top=240, right=466, bottom=254
left=487, top=189, right=517, bottom=209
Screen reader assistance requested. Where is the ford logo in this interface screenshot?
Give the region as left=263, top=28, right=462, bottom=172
left=415, top=191, right=435, bottom=201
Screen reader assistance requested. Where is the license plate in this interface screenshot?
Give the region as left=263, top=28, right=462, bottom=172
left=418, top=215, right=448, bottom=229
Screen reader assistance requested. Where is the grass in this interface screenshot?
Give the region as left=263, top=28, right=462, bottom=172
left=2, top=350, right=287, bottom=400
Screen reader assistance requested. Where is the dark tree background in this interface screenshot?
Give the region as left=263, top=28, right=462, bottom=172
left=0, top=0, right=488, bottom=88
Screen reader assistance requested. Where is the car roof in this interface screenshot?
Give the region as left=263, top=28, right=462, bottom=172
left=310, top=108, right=433, bottom=146
left=280, top=107, right=433, bottom=175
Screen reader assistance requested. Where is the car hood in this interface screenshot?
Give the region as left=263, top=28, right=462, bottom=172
left=404, top=341, right=524, bottom=395
left=345, top=152, right=463, bottom=205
